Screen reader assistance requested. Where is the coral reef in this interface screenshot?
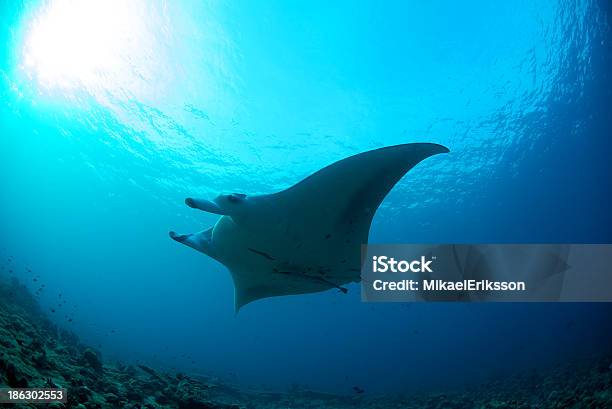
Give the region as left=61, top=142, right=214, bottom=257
left=1, top=273, right=611, bottom=408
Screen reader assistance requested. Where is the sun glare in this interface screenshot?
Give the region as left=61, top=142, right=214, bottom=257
left=21, top=0, right=148, bottom=93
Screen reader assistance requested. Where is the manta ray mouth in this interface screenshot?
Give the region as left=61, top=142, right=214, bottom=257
left=168, top=231, right=185, bottom=241
left=168, top=228, right=214, bottom=256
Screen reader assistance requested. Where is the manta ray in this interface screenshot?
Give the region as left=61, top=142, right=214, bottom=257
left=170, top=143, right=448, bottom=311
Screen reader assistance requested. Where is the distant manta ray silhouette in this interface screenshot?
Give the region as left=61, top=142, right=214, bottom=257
left=170, top=143, right=449, bottom=311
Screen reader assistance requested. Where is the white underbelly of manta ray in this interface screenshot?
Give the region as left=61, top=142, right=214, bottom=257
left=170, top=143, right=449, bottom=311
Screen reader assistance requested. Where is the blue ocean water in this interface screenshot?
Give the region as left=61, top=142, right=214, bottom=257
left=0, top=0, right=611, bottom=395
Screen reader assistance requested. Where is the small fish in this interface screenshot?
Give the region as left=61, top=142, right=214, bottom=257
left=353, top=386, right=365, bottom=394
left=247, top=248, right=275, bottom=261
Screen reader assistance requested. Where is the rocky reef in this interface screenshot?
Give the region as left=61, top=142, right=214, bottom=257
left=1, top=272, right=611, bottom=408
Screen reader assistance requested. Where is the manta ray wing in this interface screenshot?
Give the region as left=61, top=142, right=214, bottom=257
left=269, top=143, right=449, bottom=235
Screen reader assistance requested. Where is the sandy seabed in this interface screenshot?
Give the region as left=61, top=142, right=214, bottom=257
left=1, top=273, right=611, bottom=409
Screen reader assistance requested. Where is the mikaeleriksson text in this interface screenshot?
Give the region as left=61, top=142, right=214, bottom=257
left=369, top=256, right=527, bottom=293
